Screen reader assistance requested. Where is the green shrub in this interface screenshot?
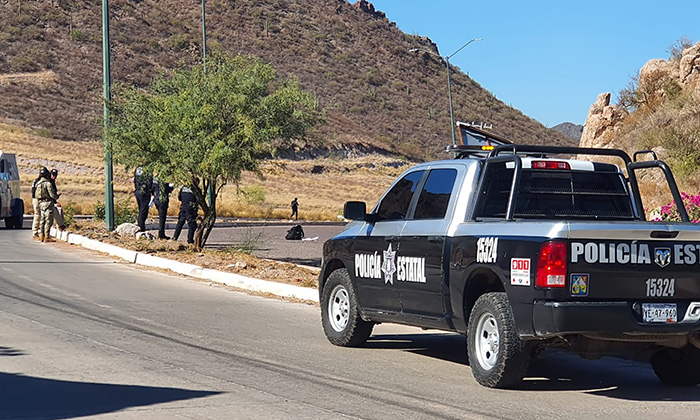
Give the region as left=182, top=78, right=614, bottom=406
left=240, top=185, right=266, bottom=205
left=93, top=198, right=138, bottom=226
left=33, top=128, right=52, bottom=138
left=62, top=200, right=78, bottom=228
left=168, top=34, right=189, bottom=51
left=69, top=30, right=87, bottom=42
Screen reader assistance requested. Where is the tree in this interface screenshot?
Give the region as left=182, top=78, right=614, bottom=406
left=105, top=54, right=324, bottom=250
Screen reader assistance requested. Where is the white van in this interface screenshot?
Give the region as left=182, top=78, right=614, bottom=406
left=0, top=151, right=24, bottom=229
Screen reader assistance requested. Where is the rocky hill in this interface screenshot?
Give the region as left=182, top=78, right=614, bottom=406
left=0, top=0, right=571, bottom=160
left=551, top=122, right=583, bottom=142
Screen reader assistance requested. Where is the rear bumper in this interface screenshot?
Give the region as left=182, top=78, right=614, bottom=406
left=533, top=300, right=700, bottom=337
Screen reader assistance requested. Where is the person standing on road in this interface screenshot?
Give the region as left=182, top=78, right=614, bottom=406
left=31, top=169, right=43, bottom=240
left=133, top=167, right=153, bottom=232
left=35, top=167, right=58, bottom=242
left=50, top=169, right=65, bottom=231
left=172, top=186, right=198, bottom=244
left=153, top=175, right=174, bottom=240
left=291, top=197, right=299, bottom=220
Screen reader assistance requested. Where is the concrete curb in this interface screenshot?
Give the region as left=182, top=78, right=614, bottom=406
left=49, top=227, right=319, bottom=303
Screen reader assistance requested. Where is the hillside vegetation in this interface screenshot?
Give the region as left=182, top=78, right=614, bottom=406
left=0, top=0, right=570, bottom=162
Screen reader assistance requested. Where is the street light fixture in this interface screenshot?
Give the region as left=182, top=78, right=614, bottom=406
left=410, top=37, right=483, bottom=145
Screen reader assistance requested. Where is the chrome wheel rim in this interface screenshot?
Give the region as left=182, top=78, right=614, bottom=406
left=328, top=285, right=350, bottom=332
left=475, top=313, right=500, bottom=371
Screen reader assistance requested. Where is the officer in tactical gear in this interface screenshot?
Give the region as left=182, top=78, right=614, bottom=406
left=35, top=167, right=58, bottom=242
left=153, top=175, right=174, bottom=240
left=50, top=169, right=65, bottom=231
left=31, top=169, right=43, bottom=239
left=133, top=167, right=153, bottom=232
left=172, top=186, right=197, bottom=244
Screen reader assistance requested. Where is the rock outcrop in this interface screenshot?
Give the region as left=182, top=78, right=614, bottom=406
left=580, top=42, right=700, bottom=148
left=579, top=93, right=625, bottom=148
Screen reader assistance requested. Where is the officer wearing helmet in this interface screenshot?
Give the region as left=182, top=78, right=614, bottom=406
left=35, top=167, right=58, bottom=242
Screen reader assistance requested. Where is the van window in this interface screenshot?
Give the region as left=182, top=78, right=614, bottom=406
left=376, top=170, right=425, bottom=220
left=0, top=160, right=4, bottom=173
left=413, top=168, right=457, bottom=219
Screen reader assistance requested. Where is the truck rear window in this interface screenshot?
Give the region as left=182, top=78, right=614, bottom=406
left=476, top=166, right=635, bottom=220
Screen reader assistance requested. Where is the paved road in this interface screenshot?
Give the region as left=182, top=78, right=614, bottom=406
left=166, top=219, right=345, bottom=267
left=2, top=227, right=700, bottom=419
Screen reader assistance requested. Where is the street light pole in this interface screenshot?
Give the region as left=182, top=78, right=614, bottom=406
left=102, top=0, right=114, bottom=230
left=410, top=37, right=483, bottom=145
left=202, top=0, right=215, bottom=215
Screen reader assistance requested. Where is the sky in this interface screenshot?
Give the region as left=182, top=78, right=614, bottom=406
left=368, top=0, right=700, bottom=127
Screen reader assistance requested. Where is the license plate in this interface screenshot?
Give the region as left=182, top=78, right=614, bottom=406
left=642, top=303, right=677, bottom=323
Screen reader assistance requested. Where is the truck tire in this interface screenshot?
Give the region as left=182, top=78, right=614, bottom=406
left=321, top=269, right=374, bottom=347
left=467, top=292, right=531, bottom=388
left=651, top=345, right=700, bottom=386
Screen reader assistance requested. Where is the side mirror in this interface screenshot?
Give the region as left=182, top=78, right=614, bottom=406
left=344, top=201, right=367, bottom=221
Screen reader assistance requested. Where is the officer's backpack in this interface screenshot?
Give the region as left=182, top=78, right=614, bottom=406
left=285, top=224, right=304, bottom=240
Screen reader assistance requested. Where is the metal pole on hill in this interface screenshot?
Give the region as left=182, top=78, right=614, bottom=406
left=102, top=0, right=114, bottom=230
left=410, top=38, right=482, bottom=145
left=202, top=0, right=215, bottom=215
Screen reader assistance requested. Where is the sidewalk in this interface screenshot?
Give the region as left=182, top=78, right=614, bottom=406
left=49, top=227, right=320, bottom=303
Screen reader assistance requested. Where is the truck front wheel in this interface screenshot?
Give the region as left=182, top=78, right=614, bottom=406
left=467, top=292, right=531, bottom=388
left=321, top=269, right=374, bottom=347
left=651, top=345, right=700, bottom=386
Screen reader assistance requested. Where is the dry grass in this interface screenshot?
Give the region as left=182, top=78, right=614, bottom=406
left=0, top=119, right=406, bottom=218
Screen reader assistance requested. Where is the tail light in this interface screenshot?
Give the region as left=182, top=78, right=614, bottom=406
left=531, top=160, right=570, bottom=170
left=536, top=241, right=567, bottom=288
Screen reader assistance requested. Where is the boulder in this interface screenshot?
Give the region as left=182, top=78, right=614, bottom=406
left=115, top=223, right=140, bottom=237
left=680, top=43, right=700, bottom=85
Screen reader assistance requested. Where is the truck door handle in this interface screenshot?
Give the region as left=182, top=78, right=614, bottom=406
left=386, top=236, right=400, bottom=242
left=428, top=236, right=444, bottom=243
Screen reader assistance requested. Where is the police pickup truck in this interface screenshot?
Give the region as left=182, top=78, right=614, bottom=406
left=318, top=129, right=700, bottom=388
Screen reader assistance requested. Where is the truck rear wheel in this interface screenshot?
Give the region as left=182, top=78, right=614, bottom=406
left=467, top=292, right=531, bottom=388
left=321, top=269, right=373, bottom=347
left=651, top=345, right=700, bottom=386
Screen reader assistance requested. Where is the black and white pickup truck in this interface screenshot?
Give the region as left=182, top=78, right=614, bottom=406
left=318, top=131, right=700, bottom=388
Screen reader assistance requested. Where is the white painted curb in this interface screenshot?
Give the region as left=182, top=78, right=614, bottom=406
left=51, top=229, right=319, bottom=303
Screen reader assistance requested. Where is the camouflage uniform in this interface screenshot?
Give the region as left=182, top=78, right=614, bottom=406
left=35, top=176, right=58, bottom=241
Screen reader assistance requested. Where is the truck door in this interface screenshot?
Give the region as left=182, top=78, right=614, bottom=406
left=351, top=170, right=425, bottom=317
left=398, top=168, right=458, bottom=328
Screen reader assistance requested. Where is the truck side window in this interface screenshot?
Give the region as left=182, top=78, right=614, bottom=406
left=475, top=164, right=512, bottom=218
left=376, top=170, right=425, bottom=220
left=413, top=168, right=457, bottom=219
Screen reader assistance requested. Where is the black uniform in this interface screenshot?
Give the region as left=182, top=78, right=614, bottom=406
left=173, top=187, right=197, bottom=244
left=134, top=167, right=153, bottom=232
left=153, top=177, right=174, bottom=239
left=291, top=198, right=299, bottom=220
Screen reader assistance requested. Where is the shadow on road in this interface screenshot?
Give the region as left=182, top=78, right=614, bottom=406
left=366, top=333, right=468, bottom=365
left=0, top=346, right=25, bottom=356
left=365, top=333, right=700, bottom=401
left=0, top=372, right=221, bottom=419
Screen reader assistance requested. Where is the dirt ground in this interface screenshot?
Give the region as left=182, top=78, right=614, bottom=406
left=69, top=219, right=346, bottom=289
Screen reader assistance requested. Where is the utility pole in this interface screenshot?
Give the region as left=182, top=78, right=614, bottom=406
left=102, top=0, right=114, bottom=230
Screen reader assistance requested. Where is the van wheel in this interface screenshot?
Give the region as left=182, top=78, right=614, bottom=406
left=321, top=269, right=373, bottom=347
left=467, top=292, right=531, bottom=388
left=651, top=346, right=700, bottom=386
